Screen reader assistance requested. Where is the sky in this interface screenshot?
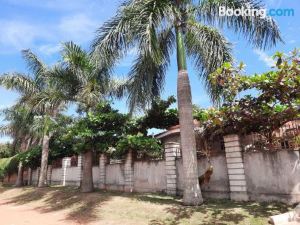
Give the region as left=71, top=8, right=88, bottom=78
left=0, top=0, right=299, bottom=143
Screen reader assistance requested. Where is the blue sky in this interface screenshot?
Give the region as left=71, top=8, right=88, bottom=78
left=0, top=0, right=299, bottom=143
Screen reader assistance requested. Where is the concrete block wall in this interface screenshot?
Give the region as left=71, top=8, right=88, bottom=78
left=26, top=139, right=300, bottom=204
left=165, top=142, right=180, bottom=195
left=224, top=134, right=249, bottom=201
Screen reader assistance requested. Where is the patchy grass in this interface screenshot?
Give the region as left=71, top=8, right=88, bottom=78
left=0, top=186, right=291, bottom=225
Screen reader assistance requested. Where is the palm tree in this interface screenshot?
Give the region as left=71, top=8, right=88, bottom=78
left=0, top=105, right=34, bottom=186
left=0, top=50, right=71, bottom=187
left=92, top=0, right=282, bottom=205
left=62, top=42, right=125, bottom=192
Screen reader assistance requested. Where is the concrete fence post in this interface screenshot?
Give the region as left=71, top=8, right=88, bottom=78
left=62, top=157, right=71, bottom=186
left=77, top=154, right=83, bottom=186
left=36, top=167, right=41, bottom=186
left=165, top=142, right=180, bottom=195
left=47, top=165, right=52, bottom=185
left=224, top=134, right=249, bottom=201
left=99, top=154, right=108, bottom=189
left=27, top=168, right=32, bottom=185
left=124, top=149, right=134, bottom=192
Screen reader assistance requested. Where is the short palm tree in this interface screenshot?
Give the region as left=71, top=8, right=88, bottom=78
left=62, top=42, right=126, bottom=192
left=0, top=50, right=71, bottom=187
left=0, top=105, right=34, bottom=186
left=92, top=0, right=282, bottom=205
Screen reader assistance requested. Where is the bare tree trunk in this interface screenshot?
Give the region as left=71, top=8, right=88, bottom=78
left=80, top=150, right=94, bottom=192
left=38, top=134, right=50, bottom=188
left=177, top=70, right=203, bottom=205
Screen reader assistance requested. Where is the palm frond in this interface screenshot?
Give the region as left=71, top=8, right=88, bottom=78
left=185, top=21, right=233, bottom=104
left=92, top=0, right=175, bottom=68
left=0, top=73, right=39, bottom=94
left=21, top=49, right=47, bottom=81
left=0, top=124, right=13, bottom=137
left=126, top=27, right=175, bottom=112
left=197, top=0, right=283, bottom=49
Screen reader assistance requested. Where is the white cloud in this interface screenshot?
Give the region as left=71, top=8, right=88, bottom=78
left=253, top=49, right=275, bottom=68
left=289, top=40, right=296, bottom=44
left=58, top=14, right=100, bottom=43
left=38, top=44, right=61, bottom=55
left=0, top=13, right=102, bottom=56
left=0, top=20, right=50, bottom=53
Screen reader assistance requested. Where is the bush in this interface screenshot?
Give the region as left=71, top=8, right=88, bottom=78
left=0, top=156, right=19, bottom=180
left=114, top=134, right=163, bottom=159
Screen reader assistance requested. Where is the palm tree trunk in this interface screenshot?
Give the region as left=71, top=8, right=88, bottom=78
left=15, top=136, right=30, bottom=187
left=80, top=150, right=94, bottom=192
left=176, top=25, right=203, bottom=205
left=38, top=134, right=50, bottom=187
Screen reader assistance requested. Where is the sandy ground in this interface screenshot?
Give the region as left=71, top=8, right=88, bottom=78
left=0, top=186, right=291, bottom=225
left=0, top=199, right=78, bottom=225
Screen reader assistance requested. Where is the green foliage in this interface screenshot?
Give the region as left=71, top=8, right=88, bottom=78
left=139, top=96, right=179, bottom=130
left=0, top=143, right=15, bottom=158
left=0, top=156, right=19, bottom=180
left=205, top=50, right=300, bottom=141
left=17, top=146, right=41, bottom=169
left=92, top=0, right=281, bottom=110
left=114, top=133, right=163, bottom=159
left=66, top=103, right=128, bottom=153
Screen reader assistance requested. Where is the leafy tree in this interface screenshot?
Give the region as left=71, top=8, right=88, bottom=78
left=0, top=143, right=15, bottom=159
left=61, top=42, right=126, bottom=192
left=199, top=50, right=300, bottom=147
left=0, top=104, right=35, bottom=186
left=139, top=96, right=179, bottom=130
left=114, top=133, right=163, bottom=160
left=92, top=0, right=282, bottom=205
left=65, top=103, right=127, bottom=192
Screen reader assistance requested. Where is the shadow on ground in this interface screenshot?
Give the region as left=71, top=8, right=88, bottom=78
left=1, top=186, right=112, bottom=224
left=0, top=187, right=292, bottom=225
left=146, top=197, right=290, bottom=225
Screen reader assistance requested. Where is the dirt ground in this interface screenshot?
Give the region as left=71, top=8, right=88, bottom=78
left=0, top=186, right=291, bottom=225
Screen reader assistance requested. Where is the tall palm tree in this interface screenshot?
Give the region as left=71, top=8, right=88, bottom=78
left=62, top=42, right=125, bottom=192
left=0, top=50, right=71, bottom=187
left=92, top=0, right=282, bottom=205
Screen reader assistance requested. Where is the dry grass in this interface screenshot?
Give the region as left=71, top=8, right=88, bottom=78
left=0, top=186, right=291, bottom=225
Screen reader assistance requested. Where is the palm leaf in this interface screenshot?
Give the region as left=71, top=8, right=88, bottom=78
left=185, top=21, right=233, bottom=104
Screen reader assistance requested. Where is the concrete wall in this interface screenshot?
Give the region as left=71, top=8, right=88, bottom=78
left=134, top=160, right=166, bottom=192
left=23, top=148, right=300, bottom=204
left=176, top=155, right=230, bottom=199
left=105, top=163, right=125, bottom=191
left=244, top=150, right=300, bottom=204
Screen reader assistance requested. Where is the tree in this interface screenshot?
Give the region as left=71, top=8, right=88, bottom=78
left=0, top=50, right=71, bottom=187
left=205, top=50, right=300, bottom=147
left=92, top=0, right=282, bottom=205
left=61, top=42, right=126, bottom=192
left=0, top=105, right=34, bottom=186
left=66, top=103, right=127, bottom=192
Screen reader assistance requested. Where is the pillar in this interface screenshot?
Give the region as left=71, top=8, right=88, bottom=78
left=224, top=134, right=249, bottom=201
left=99, top=154, right=108, bottom=189
left=62, top=157, right=71, bottom=186
left=77, top=154, right=83, bottom=186
left=165, top=142, right=180, bottom=195
left=36, top=167, right=40, bottom=186
left=47, top=165, right=52, bottom=185
left=27, top=168, right=32, bottom=185
left=124, top=150, right=134, bottom=192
